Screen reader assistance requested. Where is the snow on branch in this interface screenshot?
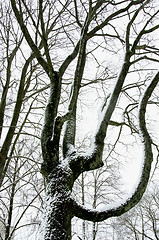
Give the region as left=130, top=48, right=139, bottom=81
left=67, top=53, right=131, bottom=179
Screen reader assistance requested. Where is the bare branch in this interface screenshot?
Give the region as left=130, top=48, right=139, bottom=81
left=87, top=0, right=147, bottom=39
left=10, top=0, right=50, bottom=75
left=74, top=0, right=82, bottom=27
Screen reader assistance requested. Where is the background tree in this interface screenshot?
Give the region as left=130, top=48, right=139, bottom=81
left=0, top=2, right=46, bottom=239
left=113, top=178, right=159, bottom=240
left=1, top=0, right=158, bottom=239
left=72, top=137, right=122, bottom=240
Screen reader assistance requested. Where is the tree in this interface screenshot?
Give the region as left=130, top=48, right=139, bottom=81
left=0, top=0, right=37, bottom=186
left=7, top=0, right=159, bottom=239
left=71, top=137, right=122, bottom=239
left=0, top=2, right=46, bottom=238
left=0, top=145, right=44, bottom=240
left=113, top=180, right=159, bottom=240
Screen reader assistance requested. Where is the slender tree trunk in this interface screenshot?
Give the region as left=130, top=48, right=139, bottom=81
left=5, top=157, right=19, bottom=240
left=93, top=177, right=97, bottom=240
left=81, top=173, right=86, bottom=240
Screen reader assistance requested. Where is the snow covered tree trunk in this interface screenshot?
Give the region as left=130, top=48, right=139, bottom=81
left=43, top=165, right=74, bottom=240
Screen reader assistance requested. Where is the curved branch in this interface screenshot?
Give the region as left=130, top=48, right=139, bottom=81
left=71, top=71, right=159, bottom=222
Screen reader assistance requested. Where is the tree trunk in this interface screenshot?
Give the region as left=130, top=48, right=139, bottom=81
left=43, top=165, right=74, bottom=240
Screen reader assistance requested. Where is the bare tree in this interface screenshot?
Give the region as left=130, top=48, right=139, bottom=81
left=0, top=141, right=44, bottom=240
left=72, top=139, right=122, bottom=240
left=0, top=2, right=46, bottom=238
left=7, top=0, right=159, bottom=239
left=0, top=1, right=36, bottom=186
left=114, top=182, right=159, bottom=240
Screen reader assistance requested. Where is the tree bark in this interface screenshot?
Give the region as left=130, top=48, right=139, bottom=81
left=42, top=165, right=74, bottom=240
